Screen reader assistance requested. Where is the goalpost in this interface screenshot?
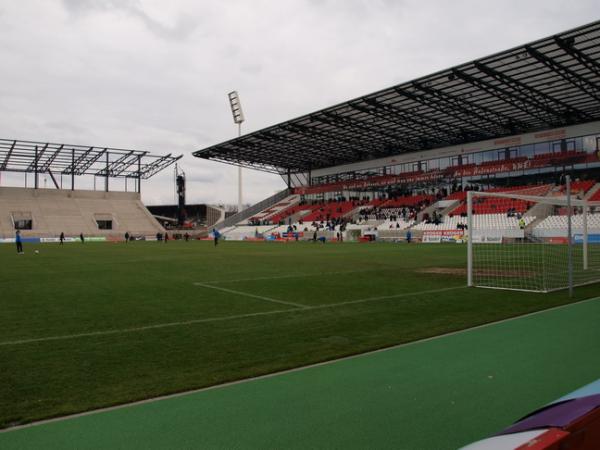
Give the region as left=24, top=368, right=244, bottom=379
left=466, top=185, right=600, bottom=294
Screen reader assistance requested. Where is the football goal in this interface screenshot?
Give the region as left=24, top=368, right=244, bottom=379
left=466, top=186, right=600, bottom=294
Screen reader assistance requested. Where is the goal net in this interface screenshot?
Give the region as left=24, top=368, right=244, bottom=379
left=466, top=190, right=600, bottom=293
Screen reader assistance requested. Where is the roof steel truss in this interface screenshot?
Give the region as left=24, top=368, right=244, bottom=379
left=0, top=139, right=181, bottom=180
left=194, top=20, right=600, bottom=173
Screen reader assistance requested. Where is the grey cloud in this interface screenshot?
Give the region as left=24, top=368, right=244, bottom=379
left=45, top=121, right=90, bottom=136
left=2, top=1, right=599, bottom=206
left=62, top=0, right=199, bottom=41
left=241, top=64, right=263, bottom=75
left=127, top=9, right=198, bottom=41
left=185, top=172, right=220, bottom=184
left=62, top=0, right=137, bottom=15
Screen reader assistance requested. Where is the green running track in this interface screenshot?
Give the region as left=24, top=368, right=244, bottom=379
left=2, top=298, right=600, bottom=450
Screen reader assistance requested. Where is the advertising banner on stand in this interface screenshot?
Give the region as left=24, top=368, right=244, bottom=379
left=423, top=230, right=465, bottom=243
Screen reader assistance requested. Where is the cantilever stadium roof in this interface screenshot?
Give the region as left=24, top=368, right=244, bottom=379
left=194, top=20, right=600, bottom=174
left=0, top=139, right=182, bottom=180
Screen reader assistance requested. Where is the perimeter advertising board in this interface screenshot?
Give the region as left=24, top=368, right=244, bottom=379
left=573, top=234, right=600, bottom=244
left=423, top=230, right=465, bottom=243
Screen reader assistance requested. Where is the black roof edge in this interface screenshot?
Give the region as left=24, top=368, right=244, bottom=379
left=193, top=19, right=600, bottom=166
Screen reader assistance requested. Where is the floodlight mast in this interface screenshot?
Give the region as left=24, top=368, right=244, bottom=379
left=228, top=91, right=245, bottom=213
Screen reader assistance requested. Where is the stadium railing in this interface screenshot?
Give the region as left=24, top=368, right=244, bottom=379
left=213, top=188, right=291, bottom=230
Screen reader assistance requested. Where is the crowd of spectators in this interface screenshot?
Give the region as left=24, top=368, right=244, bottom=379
left=272, top=197, right=370, bottom=226
left=356, top=206, right=420, bottom=223
left=247, top=180, right=554, bottom=229
left=422, top=210, right=442, bottom=225
left=248, top=217, right=268, bottom=226
left=506, top=208, right=523, bottom=219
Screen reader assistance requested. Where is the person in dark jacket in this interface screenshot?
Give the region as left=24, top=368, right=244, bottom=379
left=15, top=230, right=24, bottom=254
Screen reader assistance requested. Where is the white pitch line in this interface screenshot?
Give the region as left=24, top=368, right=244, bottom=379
left=0, top=309, right=291, bottom=347
left=201, top=273, right=306, bottom=284
left=198, top=269, right=383, bottom=284
left=193, top=282, right=307, bottom=308
left=3, top=295, right=599, bottom=434
left=314, top=286, right=465, bottom=309
left=0, top=286, right=466, bottom=347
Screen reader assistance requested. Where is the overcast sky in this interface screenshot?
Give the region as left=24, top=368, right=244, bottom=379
left=1, top=0, right=598, bottom=206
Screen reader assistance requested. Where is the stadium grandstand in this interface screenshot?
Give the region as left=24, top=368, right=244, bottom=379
left=0, top=139, right=181, bottom=241
left=195, top=20, right=600, bottom=246
left=3, top=17, right=600, bottom=450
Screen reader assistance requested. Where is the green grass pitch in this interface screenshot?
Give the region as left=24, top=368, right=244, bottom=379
left=1, top=240, right=598, bottom=429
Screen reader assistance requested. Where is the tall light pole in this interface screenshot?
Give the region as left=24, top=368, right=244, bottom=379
left=228, top=91, right=245, bottom=213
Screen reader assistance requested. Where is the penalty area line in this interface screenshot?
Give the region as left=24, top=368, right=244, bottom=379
left=0, top=286, right=466, bottom=347
left=197, top=269, right=388, bottom=285
left=193, top=282, right=307, bottom=309
left=315, top=286, right=464, bottom=308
